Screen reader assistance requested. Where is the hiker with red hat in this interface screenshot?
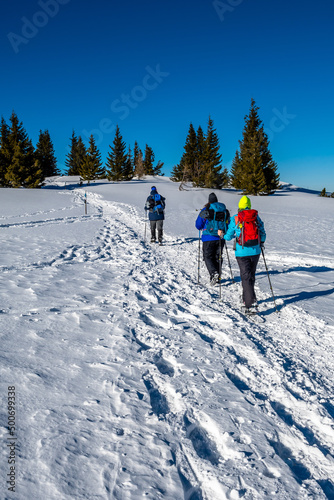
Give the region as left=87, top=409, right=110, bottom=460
left=223, top=195, right=266, bottom=313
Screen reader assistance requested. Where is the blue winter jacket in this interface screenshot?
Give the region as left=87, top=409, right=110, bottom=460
left=145, top=190, right=165, bottom=221
left=195, top=202, right=227, bottom=242
left=224, top=209, right=266, bottom=257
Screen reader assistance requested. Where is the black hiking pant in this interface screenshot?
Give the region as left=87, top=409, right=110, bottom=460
left=236, top=254, right=260, bottom=308
left=203, top=239, right=224, bottom=278
left=150, top=220, right=163, bottom=242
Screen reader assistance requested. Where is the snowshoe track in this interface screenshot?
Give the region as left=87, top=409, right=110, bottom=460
left=1, top=189, right=333, bottom=499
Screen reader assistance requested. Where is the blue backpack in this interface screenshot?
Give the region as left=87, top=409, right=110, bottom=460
left=152, top=194, right=165, bottom=214
left=202, top=202, right=230, bottom=236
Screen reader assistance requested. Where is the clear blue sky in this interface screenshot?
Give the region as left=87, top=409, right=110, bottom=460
left=1, top=0, right=333, bottom=191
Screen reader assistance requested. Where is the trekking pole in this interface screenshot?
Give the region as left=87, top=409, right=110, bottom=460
left=197, top=231, right=201, bottom=284
left=261, top=247, right=278, bottom=312
left=144, top=212, right=147, bottom=242
left=225, top=243, right=234, bottom=283
left=219, top=237, right=222, bottom=299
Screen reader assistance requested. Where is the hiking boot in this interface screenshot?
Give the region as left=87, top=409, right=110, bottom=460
left=210, top=272, right=219, bottom=286
left=150, top=238, right=156, bottom=243
left=249, top=302, right=258, bottom=313
left=243, top=303, right=258, bottom=314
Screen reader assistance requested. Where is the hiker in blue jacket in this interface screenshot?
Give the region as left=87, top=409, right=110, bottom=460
left=145, top=186, right=166, bottom=245
left=223, top=195, right=266, bottom=311
left=196, top=193, right=229, bottom=285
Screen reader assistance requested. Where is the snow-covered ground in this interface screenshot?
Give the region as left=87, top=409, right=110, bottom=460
left=1, top=176, right=334, bottom=500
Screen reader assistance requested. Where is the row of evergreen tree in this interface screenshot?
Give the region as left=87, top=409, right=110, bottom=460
left=171, top=117, right=229, bottom=189
left=0, top=100, right=283, bottom=194
left=172, top=99, right=280, bottom=195
left=0, top=112, right=59, bottom=188
left=65, top=126, right=164, bottom=182
left=0, top=112, right=164, bottom=188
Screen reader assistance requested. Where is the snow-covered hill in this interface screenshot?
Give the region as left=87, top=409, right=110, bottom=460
left=1, top=177, right=333, bottom=499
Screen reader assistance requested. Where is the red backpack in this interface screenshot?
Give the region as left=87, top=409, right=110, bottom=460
left=235, top=209, right=260, bottom=247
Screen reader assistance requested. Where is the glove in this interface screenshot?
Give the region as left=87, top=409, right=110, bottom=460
left=260, top=242, right=265, bottom=249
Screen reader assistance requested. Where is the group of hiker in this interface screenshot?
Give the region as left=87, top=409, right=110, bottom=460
left=145, top=186, right=266, bottom=314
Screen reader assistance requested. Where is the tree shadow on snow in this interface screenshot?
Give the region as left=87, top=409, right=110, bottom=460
left=276, top=287, right=334, bottom=306
left=259, top=287, right=334, bottom=313
left=257, top=265, right=334, bottom=278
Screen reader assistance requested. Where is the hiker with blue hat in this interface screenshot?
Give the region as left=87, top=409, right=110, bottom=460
left=144, top=186, right=166, bottom=245
left=223, top=195, right=266, bottom=313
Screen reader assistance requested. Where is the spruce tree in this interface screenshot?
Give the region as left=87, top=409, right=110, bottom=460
left=24, top=159, right=44, bottom=188
left=88, top=134, right=105, bottom=179
left=231, top=99, right=280, bottom=195
left=133, top=142, right=141, bottom=169
left=5, top=142, right=43, bottom=188
left=8, top=111, right=35, bottom=165
left=0, top=117, right=10, bottom=186
left=230, top=150, right=243, bottom=189
left=5, top=142, right=27, bottom=188
left=201, top=116, right=221, bottom=189
left=201, top=117, right=226, bottom=189
left=66, top=133, right=87, bottom=176
left=35, top=130, right=59, bottom=178
left=153, top=160, right=164, bottom=176
left=185, top=123, right=198, bottom=169
left=65, top=131, right=78, bottom=175
left=170, top=161, right=184, bottom=182
left=172, top=120, right=226, bottom=188
left=194, top=125, right=206, bottom=187
left=259, top=128, right=280, bottom=194
left=196, top=126, right=205, bottom=163
left=106, top=125, right=127, bottom=181
left=320, top=188, right=328, bottom=197
left=4, top=111, right=43, bottom=188
left=79, top=156, right=96, bottom=183
left=181, top=123, right=198, bottom=181
left=171, top=123, right=197, bottom=182
left=143, top=145, right=155, bottom=175
left=74, top=137, right=87, bottom=176
left=122, top=145, right=134, bottom=181
left=79, top=134, right=105, bottom=182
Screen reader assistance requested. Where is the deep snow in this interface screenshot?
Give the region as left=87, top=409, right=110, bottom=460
left=0, top=176, right=334, bottom=500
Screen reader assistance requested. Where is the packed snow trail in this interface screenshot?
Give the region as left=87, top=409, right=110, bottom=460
left=0, top=186, right=333, bottom=500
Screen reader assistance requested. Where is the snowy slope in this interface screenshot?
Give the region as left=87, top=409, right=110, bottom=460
left=0, top=177, right=334, bottom=500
